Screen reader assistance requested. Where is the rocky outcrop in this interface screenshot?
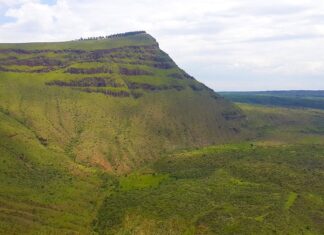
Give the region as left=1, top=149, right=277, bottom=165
left=46, top=77, right=122, bottom=88
left=119, top=67, right=153, bottom=76
left=77, top=88, right=130, bottom=97
left=65, top=67, right=112, bottom=74
left=126, top=82, right=184, bottom=92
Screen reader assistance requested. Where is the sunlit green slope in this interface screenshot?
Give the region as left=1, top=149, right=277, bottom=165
left=0, top=31, right=245, bottom=173
left=0, top=31, right=246, bottom=233
left=2, top=31, right=322, bottom=235
left=0, top=110, right=104, bottom=234
left=94, top=104, right=324, bottom=235
left=0, top=85, right=323, bottom=234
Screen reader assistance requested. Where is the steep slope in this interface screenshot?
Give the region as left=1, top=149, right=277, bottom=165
left=0, top=110, right=104, bottom=234
left=94, top=104, right=324, bottom=235
left=0, top=31, right=246, bottom=173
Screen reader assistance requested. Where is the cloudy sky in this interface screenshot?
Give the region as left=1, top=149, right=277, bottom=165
left=0, top=0, right=324, bottom=91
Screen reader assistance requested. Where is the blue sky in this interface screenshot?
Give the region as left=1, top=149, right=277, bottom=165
left=42, top=0, right=56, bottom=4
left=0, top=0, right=324, bottom=91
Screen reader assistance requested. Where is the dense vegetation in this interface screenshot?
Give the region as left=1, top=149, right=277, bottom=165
left=0, top=33, right=323, bottom=234
left=1, top=100, right=323, bottom=234
left=220, top=91, right=324, bottom=110
left=0, top=32, right=245, bottom=173
left=93, top=103, right=324, bottom=234
left=95, top=144, right=324, bottom=234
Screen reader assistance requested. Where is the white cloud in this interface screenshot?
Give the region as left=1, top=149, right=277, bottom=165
left=0, top=0, right=37, bottom=7
left=0, top=0, right=324, bottom=90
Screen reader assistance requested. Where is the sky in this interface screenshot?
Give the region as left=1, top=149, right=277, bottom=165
left=0, top=0, right=324, bottom=91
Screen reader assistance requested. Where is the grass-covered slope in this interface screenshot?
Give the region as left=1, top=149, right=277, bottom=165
left=0, top=31, right=246, bottom=233
left=1, top=32, right=323, bottom=234
left=95, top=144, right=324, bottom=235
left=0, top=93, right=324, bottom=233
left=94, top=104, right=324, bottom=235
left=0, top=109, right=105, bottom=234
left=0, top=31, right=245, bottom=173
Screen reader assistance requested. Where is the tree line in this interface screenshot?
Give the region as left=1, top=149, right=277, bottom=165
left=77, top=31, right=146, bottom=41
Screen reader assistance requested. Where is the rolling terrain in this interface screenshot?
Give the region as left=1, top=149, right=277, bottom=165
left=93, top=103, right=324, bottom=234
left=220, top=90, right=324, bottom=110
left=0, top=32, right=323, bottom=234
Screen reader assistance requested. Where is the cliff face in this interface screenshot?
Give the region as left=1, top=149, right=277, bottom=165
left=0, top=31, right=246, bottom=173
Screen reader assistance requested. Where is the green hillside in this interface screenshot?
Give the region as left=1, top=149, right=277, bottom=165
left=0, top=31, right=245, bottom=173
left=0, top=32, right=323, bottom=234
left=0, top=31, right=245, bottom=234
left=93, top=104, right=324, bottom=235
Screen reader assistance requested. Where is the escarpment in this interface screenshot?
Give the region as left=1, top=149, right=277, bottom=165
left=0, top=31, right=247, bottom=173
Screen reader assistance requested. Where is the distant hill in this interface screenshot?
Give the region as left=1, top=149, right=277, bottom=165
left=220, top=90, right=324, bottom=110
